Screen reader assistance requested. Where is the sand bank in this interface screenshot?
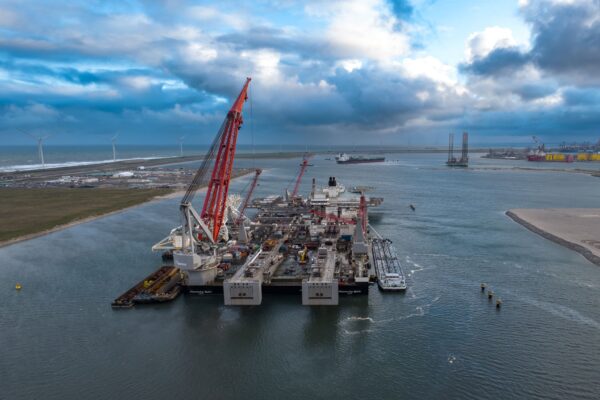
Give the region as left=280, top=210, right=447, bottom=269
left=506, top=208, right=600, bottom=266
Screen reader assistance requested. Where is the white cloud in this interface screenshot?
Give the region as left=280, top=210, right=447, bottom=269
left=183, top=42, right=218, bottom=62
left=241, top=49, right=282, bottom=83
left=532, top=91, right=563, bottom=106
left=317, top=0, right=410, bottom=62
left=338, top=59, right=363, bottom=72
left=401, top=56, right=458, bottom=87
left=120, top=76, right=152, bottom=91
left=465, top=26, right=519, bottom=62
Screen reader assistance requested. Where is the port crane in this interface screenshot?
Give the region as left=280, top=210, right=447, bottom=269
left=236, top=168, right=262, bottom=225
left=179, top=77, right=251, bottom=248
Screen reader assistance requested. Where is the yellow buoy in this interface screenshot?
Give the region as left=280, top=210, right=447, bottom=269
left=15, top=283, right=22, bottom=290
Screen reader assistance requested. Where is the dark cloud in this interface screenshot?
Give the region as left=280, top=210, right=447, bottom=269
left=330, top=67, right=442, bottom=127
left=514, top=83, right=557, bottom=101
left=562, top=87, right=600, bottom=106
left=462, top=0, right=600, bottom=86
left=460, top=47, right=529, bottom=76
left=525, top=0, right=600, bottom=80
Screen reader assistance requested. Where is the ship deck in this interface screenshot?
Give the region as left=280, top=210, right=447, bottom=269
left=371, top=238, right=407, bottom=291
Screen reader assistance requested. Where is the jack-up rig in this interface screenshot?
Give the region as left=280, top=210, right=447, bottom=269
left=112, top=78, right=406, bottom=308
left=446, top=132, right=469, bottom=167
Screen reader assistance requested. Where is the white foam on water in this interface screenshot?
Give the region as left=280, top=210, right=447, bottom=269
left=345, top=316, right=374, bottom=322
left=342, top=329, right=374, bottom=335
left=405, top=256, right=427, bottom=274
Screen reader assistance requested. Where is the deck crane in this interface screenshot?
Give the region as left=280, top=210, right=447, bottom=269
left=358, top=193, right=368, bottom=234
left=179, top=77, right=251, bottom=250
left=532, top=135, right=545, bottom=152
left=236, top=168, right=262, bottom=225
left=291, top=153, right=311, bottom=197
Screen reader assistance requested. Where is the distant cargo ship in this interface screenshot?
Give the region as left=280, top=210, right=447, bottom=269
left=527, top=149, right=574, bottom=162
left=527, top=154, right=546, bottom=161
left=527, top=144, right=546, bottom=161
left=335, top=153, right=385, bottom=164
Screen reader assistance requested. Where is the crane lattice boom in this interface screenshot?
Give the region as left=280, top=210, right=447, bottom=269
left=201, top=78, right=251, bottom=241
left=237, top=168, right=262, bottom=224
left=292, top=154, right=311, bottom=197
left=180, top=78, right=251, bottom=243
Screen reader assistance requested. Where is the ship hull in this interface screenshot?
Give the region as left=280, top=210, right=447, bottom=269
left=184, top=281, right=370, bottom=296
left=527, top=155, right=545, bottom=161
left=336, top=158, right=385, bottom=164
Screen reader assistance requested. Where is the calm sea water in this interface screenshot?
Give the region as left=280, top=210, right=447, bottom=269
left=1, top=153, right=599, bottom=399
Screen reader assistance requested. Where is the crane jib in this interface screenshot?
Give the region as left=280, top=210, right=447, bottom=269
left=180, top=78, right=251, bottom=243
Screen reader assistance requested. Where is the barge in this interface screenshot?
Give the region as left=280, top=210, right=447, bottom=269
left=112, top=266, right=182, bottom=308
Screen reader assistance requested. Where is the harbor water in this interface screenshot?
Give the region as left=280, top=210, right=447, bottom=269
left=1, top=153, right=599, bottom=399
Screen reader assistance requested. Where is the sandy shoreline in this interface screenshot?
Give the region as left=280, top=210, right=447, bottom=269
left=0, top=172, right=253, bottom=249
left=506, top=208, right=600, bottom=267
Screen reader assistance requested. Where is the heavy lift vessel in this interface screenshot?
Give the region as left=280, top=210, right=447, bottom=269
left=113, top=78, right=405, bottom=307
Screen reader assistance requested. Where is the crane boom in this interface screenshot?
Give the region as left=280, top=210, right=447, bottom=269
left=201, top=77, right=251, bottom=241
left=180, top=77, right=251, bottom=244
left=359, top=193, right=367, bottom=234
left=236, top=168, right=262, bottom=224
left=292, top=154, right=310, bottom=197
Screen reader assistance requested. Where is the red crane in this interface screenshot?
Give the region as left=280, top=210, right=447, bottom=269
left=201, top=78, right=251, bottom=240
left=292, top=154, right=311, bottom=197
left=180, top=78, right=251, bottom=244
left=358, top=193, right=368, bottom=234
left=236, top=168, right=262, bottom=224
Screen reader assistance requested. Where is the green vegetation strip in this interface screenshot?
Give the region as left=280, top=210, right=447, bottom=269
left=0, top=188, right=172, bottom=243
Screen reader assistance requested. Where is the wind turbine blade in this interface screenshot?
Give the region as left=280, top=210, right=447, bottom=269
left=17, top=128, right=37, bottom=140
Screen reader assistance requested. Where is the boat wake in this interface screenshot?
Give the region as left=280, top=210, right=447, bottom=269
left=340, top=296, right=441, bottom=334
left=344, top=316, right=374, bottom=322
left=405, top=256, right=429, bottom=277
left=521, top=296, right=600, bottom=330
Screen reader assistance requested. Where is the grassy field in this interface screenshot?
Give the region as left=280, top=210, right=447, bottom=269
left=0, top=188, right=173, bottom=243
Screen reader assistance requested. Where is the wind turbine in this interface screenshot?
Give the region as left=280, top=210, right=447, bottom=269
left=19, top=129, right=49, bottom=168
left=111, top=134, right=118, bottom=161
left=178, top=136, right=185, bottom=157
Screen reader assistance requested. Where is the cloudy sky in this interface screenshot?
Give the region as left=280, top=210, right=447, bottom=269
left=1, top=0, right=599, bottom=146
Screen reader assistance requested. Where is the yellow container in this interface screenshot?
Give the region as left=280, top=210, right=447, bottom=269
left=592, top=154, right=600, bottom=161
left=577, top=153, right=589, bottom=161
left=546, top=153, right=565, bottom=161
